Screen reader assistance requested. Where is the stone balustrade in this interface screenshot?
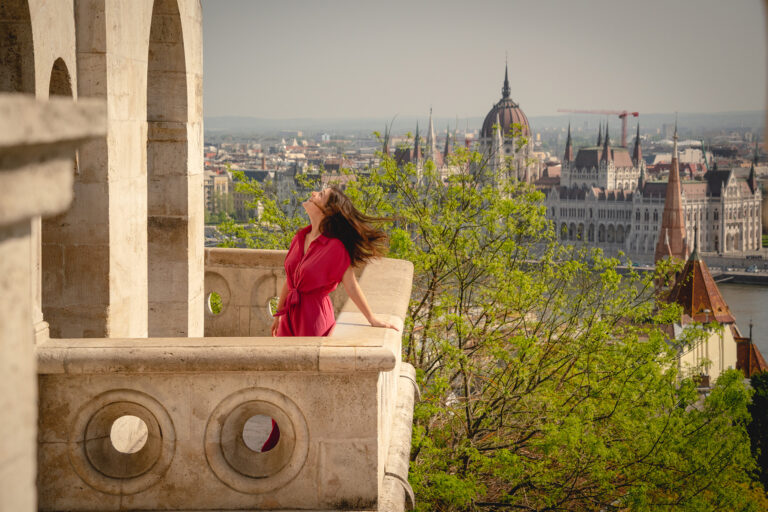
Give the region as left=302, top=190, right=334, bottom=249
left=36, top=249, right=416, bottom=511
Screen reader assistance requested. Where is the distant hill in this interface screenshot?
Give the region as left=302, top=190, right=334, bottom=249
left=205, top=111, right=765, bottom=137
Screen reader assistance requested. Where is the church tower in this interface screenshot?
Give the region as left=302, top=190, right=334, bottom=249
left=654, top=122, right=688, bottom=263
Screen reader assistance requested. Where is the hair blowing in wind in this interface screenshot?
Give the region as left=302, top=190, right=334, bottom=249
left=319, top=186, right=389, bottom=267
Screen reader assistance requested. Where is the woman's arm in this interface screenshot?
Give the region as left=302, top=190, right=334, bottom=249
left=341, top=266, right=398, bottom=330
left=271, top=278, right=290, bottom=336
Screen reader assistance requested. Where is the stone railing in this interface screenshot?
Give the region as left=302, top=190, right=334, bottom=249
left=36, top=249, right=416, bottom=511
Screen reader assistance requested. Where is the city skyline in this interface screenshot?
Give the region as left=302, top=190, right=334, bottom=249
left=203, top=0, right=767, bottom=121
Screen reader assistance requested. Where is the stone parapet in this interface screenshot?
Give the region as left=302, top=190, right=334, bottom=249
left=0, top=93, right=105, bottom=512
left=37, top=249, right=415, bottom=511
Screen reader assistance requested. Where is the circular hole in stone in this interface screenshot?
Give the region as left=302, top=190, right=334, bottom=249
left=207, top=291, right=223, bottom=315
left=110, top=415, right=148, bottom=454
left=243, top=415, right=280, bottom=453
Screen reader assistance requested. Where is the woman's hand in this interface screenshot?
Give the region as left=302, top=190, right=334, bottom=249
left=369, top=316, right=399, bottom=331
left=271, top=316, right=280, bottom=336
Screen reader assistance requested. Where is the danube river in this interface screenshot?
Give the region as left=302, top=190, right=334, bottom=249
left=719, top=283, right=768, bottom=359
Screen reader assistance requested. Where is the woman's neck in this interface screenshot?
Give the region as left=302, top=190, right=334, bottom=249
left=308, top=212, right=323, bottom=237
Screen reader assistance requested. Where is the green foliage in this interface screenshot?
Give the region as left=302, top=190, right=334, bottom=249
left=217, top=167, right=316, bottom=249
left=748, top=371, right=768, bottom=491
left=219, top=137, right=763, bottom=511
left=344, top=145, right=760, bottom=511
left=208, top=291, right=222, bottom=315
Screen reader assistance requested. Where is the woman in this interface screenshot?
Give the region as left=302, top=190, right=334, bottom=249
left=271, top=186, right=398, bottom=337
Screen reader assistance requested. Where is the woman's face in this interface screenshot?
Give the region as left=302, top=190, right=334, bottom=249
left=303, top=188, right=330, bottom=216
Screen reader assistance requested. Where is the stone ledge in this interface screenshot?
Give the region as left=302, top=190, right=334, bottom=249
left=0, top=94, right=106, bottom=148
left=37, top=332, right=398, bottom=375
left=205, top=247, right=286, bottom=268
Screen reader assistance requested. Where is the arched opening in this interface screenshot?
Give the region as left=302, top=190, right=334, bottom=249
left=48, top=57, right=72, bottom=96
left=0, top=0, right=35, bottom=93
left=607, top=224, right=615, bottom=244
left=147, top=0, right=192, bottom=336
left=598, top=224, right=606, bottom=243
left=587, top=224, right=594, bottom=242
left=40, top=58, right=75, bottom=337
left=617, top=225, right=625, bottom=244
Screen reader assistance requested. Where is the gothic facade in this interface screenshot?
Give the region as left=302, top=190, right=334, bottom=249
left=546, top=126, right=763, bottom=262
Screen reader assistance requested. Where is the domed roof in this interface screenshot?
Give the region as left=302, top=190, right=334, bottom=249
left=480, top=65, right=530, bottom=139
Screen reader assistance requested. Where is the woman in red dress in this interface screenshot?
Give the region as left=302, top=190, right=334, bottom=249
left=271, top=186, right=398, bottom=337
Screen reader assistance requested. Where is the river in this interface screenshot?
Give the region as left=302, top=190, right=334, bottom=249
left=719, top=283, right=768, bottom=360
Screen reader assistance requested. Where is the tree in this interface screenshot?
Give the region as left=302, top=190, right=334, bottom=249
left=748, top=371, right=768, bottom=490
left=219, top=133, right=762, bottom=511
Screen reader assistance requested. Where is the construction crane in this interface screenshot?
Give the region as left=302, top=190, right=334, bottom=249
left=557, top=109, right=639, bottom=147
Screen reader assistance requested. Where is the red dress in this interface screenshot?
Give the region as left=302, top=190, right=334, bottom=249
left=274, top=226, right=351, bottom=336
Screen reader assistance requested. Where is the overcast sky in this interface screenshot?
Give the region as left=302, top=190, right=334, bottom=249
left=202, top=0, right=766, bottom=120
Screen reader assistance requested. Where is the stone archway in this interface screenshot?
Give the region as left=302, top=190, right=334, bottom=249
left=40, top=57, right=75, bottom=337
left=0, top=0, right=35, bottom=93
left=147, top=0, right=193, bottom=336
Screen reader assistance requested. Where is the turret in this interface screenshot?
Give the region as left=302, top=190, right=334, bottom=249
left=413, top=122, right=422, bottom=163
left=748, top=142, right=759, bottom=193
left=443, top=126, right=451, bottom=161
left=563, top=122, right=574, bottom=162
left=600, top=124, right=612, bottom=163
left=632, top=124, right=642, bottom=166
left=425, top=108, right=437, bottom=163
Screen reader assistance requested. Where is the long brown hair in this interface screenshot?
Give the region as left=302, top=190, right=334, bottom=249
left=319, top=186, right=388, bottom=266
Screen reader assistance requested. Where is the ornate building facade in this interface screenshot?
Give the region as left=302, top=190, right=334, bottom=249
left=479, top=65, right=540, bottom=182
left=545, top=125, right=763, bottom=262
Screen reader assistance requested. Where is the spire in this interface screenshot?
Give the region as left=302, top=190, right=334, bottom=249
left=596, top=123, right=602, bottom=147
left=443, top=125, right=451, bottom=160
left=601, top=123, right=612, bottom=163
left=632, top=124, right=642, bottom=165
left=426, top=108, right=437, bottom=162
left=672, top=117, right=678, bottom=161
left=563, top=122, right=574, bottom=162
left=413, top=122, right=422, bottom=163
left=502, top=61, right=511, bottom=99
left=748, top=157, right=758, bottom=194
left=654, top=118, right=688, bottom=263
left=382, top=123, right=390, bottom=157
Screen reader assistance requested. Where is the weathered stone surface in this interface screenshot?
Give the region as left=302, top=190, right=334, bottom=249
left=1, top=89, right=105, bottom=512
left=7, top=1, right=416, bottom=509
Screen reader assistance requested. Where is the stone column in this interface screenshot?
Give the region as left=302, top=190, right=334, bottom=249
left=0, top=94, right=105, bottom=512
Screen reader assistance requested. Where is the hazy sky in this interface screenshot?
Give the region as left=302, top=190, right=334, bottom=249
left=202, top=0, right=766, bottom=119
